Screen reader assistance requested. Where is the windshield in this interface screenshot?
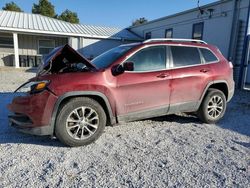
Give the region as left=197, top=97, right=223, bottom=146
left=92, top=45, right=135, bottom=69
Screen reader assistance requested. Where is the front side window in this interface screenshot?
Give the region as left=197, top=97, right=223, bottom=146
left=126, top=46, right=166, bottom=72
left=200, top=48, right=218, bottom=63
left=0, top=37, right=13, bottom=48
left=39, top=40, right=55, bottom=55
left=192, top=22, right=204, bottom=40
left=171, top=46, right=201, bottom=67
left=165, top=29, right=173, bottom=38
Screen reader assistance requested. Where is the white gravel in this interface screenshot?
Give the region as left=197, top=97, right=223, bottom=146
left=0, top=67, right=36, bottom=92
left=0, top=67, right=249, bottom=187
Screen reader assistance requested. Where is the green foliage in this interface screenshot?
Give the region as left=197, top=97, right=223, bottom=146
left=2, top=1, right=23, bottom=12
left=2, top=0, right=81, bottom=24
left=132, top=17, right=148, bottom=26
left=57, top=9, right=80, bottom=24
left=32, top=0, right=55, bottom=18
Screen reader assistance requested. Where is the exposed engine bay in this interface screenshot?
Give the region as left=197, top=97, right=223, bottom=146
left=56, top=59, right=90, bottom=73
left=37, top=44, right=97, bottom=76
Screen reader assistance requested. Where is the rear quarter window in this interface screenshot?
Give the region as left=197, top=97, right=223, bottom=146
left=171, top=46, right=201, bottom=67
left=200, top=48, right=218, bottom=63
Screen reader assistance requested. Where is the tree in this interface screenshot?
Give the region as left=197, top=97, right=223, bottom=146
left=32, top=0, right=55, bottom=18
left=57, top=9, right=80, bottom=24
left=2, top=2, right=23, bottom=12
left=132, top=17, right=148, bottom=26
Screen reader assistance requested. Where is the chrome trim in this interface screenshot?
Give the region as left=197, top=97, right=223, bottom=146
left=125, top=59, right=219, bottom=73
left=120, top=44, right=219, bottom=74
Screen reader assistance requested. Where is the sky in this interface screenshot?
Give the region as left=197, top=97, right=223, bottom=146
left=0, top=0, right=218, bottom=27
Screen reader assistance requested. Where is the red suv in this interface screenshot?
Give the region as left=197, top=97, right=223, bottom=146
left=8, top=39, right=234, bottom=146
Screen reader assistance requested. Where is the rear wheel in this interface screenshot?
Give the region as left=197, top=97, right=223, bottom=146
left=55, top=97, right=106, bottom=147
left=197, top=88, right=227, bottom=124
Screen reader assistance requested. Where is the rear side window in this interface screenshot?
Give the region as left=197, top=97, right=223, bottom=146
left=171, top=46, right=201, bottom=67
left=200, top=48, right=218, bottom=63
left=127, top=46, right=166, bottom=72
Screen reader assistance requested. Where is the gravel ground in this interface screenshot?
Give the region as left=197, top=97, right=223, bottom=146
left=0, top=67, right=249, bottom=187
left=0, top=67, right=36, bottom=92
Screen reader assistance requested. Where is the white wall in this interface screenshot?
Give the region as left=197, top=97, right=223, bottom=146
left=130, top=0, right=249, bottom=59
left=68, top=37, right=79, bottom=50
left=0, top=33, right=67, bottom=66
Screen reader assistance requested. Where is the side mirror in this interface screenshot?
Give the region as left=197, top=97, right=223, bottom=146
left=111, top=62, right=134, bottom=76
left=123, top=61, right=134, bottom=71
left=111, top=64, right=124, bottom=76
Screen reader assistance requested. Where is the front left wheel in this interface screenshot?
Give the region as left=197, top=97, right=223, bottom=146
left=55, top=97, right=106, bottom=147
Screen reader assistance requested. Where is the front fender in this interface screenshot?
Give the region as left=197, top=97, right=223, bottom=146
left=49, top=91, right=116, bottom=135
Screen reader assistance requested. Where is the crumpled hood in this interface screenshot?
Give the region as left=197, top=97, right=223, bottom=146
left=37, top=44, right=97, bottom=75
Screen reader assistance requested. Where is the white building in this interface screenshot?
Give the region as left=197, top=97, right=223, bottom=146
left=0, top=10, right=141, bottom=68
left=1, top=1, right=250, bottom=90
left=129, top=0, right=250, bottom=89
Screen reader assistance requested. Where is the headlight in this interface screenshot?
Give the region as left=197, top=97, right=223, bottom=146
left=15, top=80, right=50, bottom=94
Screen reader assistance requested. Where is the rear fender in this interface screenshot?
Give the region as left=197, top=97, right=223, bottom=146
left=198, top=80, right=230, bottom=110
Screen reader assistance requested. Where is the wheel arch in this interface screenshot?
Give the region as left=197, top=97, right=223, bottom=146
left=50, top=91, right=116, bottom=135
left=200, top=81, right=229, bottom=103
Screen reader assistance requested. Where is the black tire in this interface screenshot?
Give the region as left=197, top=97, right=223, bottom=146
left=197, top=88, right=227, bottom=124
left=55, top=97, right=106, bottom=147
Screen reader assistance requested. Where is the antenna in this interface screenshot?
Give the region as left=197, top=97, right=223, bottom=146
left=197, top=0, right=204, bottom=15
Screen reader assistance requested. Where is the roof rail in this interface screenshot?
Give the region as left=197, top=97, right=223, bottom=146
left=143, top=38, right=207, bottom=44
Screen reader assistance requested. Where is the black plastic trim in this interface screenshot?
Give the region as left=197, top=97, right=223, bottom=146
left=118, top=104, right=169, bottom=122
left=9, top=116, right=53, bottom=136
left=199, top=80, right=233, bottom=103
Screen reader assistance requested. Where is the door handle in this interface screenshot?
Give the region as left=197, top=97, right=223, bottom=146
left=200, top=69, right=210, bottom=73
left=157, top=73, right=170, bottom=78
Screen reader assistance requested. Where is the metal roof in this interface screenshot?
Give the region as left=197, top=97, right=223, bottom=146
left=0, top=10, right=141, bottom=41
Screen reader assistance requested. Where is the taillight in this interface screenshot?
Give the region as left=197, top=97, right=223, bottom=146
left=229, top=61, right=233, bottom=68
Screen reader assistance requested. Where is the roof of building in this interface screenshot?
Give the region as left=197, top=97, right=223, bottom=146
left=0, top=10, right=141, bottom=41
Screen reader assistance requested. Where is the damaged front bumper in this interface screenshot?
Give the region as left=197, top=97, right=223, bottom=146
left=8, top=90, right=58, bottom=136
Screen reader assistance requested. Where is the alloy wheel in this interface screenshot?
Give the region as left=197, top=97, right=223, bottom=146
left=66, top=106, right=99, bottom=140
left=207, top=95, right=224, bottom=119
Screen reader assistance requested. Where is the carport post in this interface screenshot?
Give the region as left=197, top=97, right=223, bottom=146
left=13, top=33, right=20, bottom=68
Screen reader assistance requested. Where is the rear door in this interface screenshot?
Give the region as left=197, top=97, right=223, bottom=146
left=169, top=46, right=214, bottom=111
left=114, top=45, right=172, bottom=119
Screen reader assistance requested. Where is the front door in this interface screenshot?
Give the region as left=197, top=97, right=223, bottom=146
left=114, top=45, right=172, bottom=120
